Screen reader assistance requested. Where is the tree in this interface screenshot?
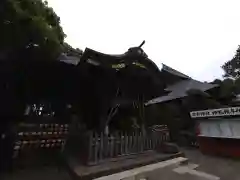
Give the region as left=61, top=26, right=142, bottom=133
left=210, top=78, right=237, bottom=105
left=0, top=0, right=68, bottom=130
left=222, top=46, right=240, bottom=79
left=184, top=89, right=222, bottom=110
left=234, top=78, right=240, bottom=94
left=62, top=43, right=83, bottom=58
left=0, top=0, right=65, bottom=61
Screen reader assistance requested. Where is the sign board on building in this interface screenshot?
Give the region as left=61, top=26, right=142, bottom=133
left=190, top=107, right=240, bottom=118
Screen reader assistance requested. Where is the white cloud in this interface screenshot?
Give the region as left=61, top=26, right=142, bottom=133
left=48, top=0, right=240, bottom=82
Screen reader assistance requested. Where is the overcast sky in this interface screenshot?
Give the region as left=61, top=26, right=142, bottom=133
left=48, top=0, right=240, bottom=82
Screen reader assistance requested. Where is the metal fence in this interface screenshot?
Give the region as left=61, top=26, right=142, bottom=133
left=87, top=131, right=169, bottom=165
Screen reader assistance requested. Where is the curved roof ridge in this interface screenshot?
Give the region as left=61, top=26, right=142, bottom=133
left=161, top=64, right=191, bottom=79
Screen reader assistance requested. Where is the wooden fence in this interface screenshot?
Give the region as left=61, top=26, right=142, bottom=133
left=87, top=131, right=169, bottom=165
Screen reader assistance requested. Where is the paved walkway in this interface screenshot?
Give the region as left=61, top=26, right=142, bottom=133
left=94, top=157, right=220, bottom=180
left=96, top=148, right=240, bottom=180
left=184, top=148, right=240, bottom=180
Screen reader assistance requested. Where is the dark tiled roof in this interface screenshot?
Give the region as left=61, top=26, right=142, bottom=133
left=145, top=79, right=218, bottom=105
left=161, top=64, right=190, bottom=79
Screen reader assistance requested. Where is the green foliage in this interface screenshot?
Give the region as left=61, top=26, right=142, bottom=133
left=0, top=0, right=65, bottom=61
left=234, top=78, right=240, bottom=94
left=185, top=89, right=222, bottom=110
left=219, top=79, right=235, bottom=98
left=222, top=45, right=240, bottom=79
left=221, top=45, right=240, bottom=97
left=62, top=43, right=83, bottom=57
left=210, top=78, right=236, bottom=104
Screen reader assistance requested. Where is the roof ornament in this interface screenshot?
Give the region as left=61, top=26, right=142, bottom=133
left=138, top=40, right=145, bottom=48
left=127, top=40, right=147, bottom=58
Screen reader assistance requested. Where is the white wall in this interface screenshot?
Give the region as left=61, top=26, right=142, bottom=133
left=199, top=118, right=240, bottom=139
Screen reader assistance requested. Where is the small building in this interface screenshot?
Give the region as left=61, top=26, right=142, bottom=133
left=190, top=107, right=240, bottom=157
